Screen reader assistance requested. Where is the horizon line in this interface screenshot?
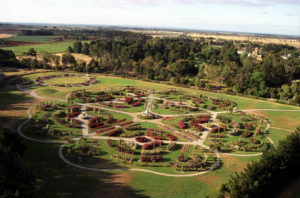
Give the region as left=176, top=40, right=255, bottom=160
left=1, top=21, right=300, bottom=38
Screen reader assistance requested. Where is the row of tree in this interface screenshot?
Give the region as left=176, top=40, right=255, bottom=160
left=1, top=30, right=300, bottom=104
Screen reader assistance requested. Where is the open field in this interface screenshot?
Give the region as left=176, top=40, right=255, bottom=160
left=1, top=69, right=299, bottom=197
left=9, top=36, right=56, bottom=43
left=0, top=41, right=76, bottom=55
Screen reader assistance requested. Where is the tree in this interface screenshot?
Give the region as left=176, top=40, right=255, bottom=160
left=26, top=48, right=37, bottom=57
left=82, top=43, right=90, bottom=55
left=170, top=59, right=197, bottom=76
left=62, top=53, right=76, bottom=66
left=73, top=41, right=83, bottom=53
left=51, top=55, right=60, bottom=66
left=0, top=49, right=19, bottom=67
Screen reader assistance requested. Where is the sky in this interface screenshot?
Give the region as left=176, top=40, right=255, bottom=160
left=1, top=0, right=300, bottom=36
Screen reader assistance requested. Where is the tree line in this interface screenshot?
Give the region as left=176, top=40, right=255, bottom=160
left=1, top=30, right=300, bottom=105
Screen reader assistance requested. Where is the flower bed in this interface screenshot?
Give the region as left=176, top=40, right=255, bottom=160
left=67, top=112, right=80, bottom=118
left=88, top=116, right=104, bottom=128
left=131, top=102, right=141, bottom=107
left=108, top=129, right=123, bottom=136
left=143, top=141, right=163, bottom=150
left=140, top=155, right=163, bottom=162
left=96, top=126, right=115, bottom=134
left=125, top=97, right=134, bottom=104
left=119, top=121, right=134, bottom=126
left=135, top=137, right=149, bottom=143
left=210, top=127, right=225, bottom=133
left=166, top=134, right=177, bottom=141
left=94, top=124, right=109, bottom=129
left=178, top=120, right=186, bottom=129
left=112, top=119, right=127, bottom=124
left=145, top=131, right=163, bottom=140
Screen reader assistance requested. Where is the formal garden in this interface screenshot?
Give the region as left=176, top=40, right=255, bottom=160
left=68, top=86, right=147, bottom=113
left=152, top=89, right=235, bottom=115
left=205, top=112, right=271, bottom=153
left=17, top=74, right=276, bottom=175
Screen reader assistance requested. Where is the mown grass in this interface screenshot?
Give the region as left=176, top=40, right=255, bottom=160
left=46, top=76, right=88, bottom=85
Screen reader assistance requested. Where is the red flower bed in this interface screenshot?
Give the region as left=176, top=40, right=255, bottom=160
left=143, top=141, right=163, bottom=150
left=166, top=134, right=177, bottom=141
left=178, top=120, right=186, bottom=129
left=190, top=119, right=205, bottom=131
left=112, top=119, right=127, bottom=124
left=89, top=122, right=104, bottom=128
left=72, top=119, right=82, bottom=124
left=125, top=97, right=134, bottom=104
left=134, top=91, right=144, bottom=97
left=88, top=117, right=104, bottom=128
left=95, top=94, right=113, bottom=102
left=131, top=102, right=141, bottom=107
left=140, top=155, right=163, bottom=162
left=145, top=131, right=163, bottom=140
left=119, top=121, right=134, bottom=126
left=67, top=112, right=80, bottom=118
left=210, top=127, right=224, bottom=133
left=135, top=137, right=149, bottom=143
left=96, top=126, right=115, bottom=134
left=94, top=123, right=107, bottom=129
left=108, top=129, right=123, bottom=136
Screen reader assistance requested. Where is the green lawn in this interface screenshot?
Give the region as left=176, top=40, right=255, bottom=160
left=1, top=41, right=78, bottom=56
left=46, top=76, right=88, bottom=85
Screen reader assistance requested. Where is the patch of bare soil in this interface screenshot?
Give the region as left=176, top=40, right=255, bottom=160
left=55, top=53, right=93, bottom=64
left=0, top=33, right=13, bottom=39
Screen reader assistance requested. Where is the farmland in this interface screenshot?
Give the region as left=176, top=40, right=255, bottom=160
left=0, top=41, right=76, bottom=55
left=9, top=35, right=56, bottom=43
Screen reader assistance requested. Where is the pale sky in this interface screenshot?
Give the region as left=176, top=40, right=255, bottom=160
left=1, top=0, right=300, bottom=36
